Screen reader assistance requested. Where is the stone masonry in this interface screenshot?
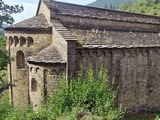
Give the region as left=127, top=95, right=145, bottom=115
left=5, top=0, right=160, bottom=113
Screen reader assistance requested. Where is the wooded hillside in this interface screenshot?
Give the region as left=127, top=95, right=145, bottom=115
left=120, top=0, right=160, bottom=16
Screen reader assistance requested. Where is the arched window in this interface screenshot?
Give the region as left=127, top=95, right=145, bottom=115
left=16, top=51, right=25, bottom=69
left=20, top=37, right=26, bottom=47
left=30, top=67, right=33, bottom=73
left=9, top=37, right=13, bottom=46
left=27, top=37, right=34, bottom=47
left=36, top=67, right=40, bottom=74
left=50, top=69, right=57, bottom=75
left=31, top=78, right=37, bottom=92
left=77, top=51, right=82, bottom=57
left=14, top=36, right=19, bottom=46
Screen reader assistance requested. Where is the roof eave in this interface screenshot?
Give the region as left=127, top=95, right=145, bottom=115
left=5, top=27, right=52, bottom=31
left=27, top=60, right=66, bottom=64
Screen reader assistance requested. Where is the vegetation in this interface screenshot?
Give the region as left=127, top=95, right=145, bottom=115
left=0, top=0, right=23, bottom=27
left=120, top=0, right=160, bottom=16
left=0, top=37, right=10, bottom=97
left=0, top=37, right=10, bottom=118
left=0, top=0, right=23, bottom=97
left=0, top=67, right=125, bottom=120
left=0, top=37, right=9, bottom=70
left=88, top=0, right=135, bottom=9
left=104, top=4, right=117, bottom=10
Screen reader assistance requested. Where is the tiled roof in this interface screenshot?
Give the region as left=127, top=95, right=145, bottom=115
left=43, top=0, right=160, bottom=24
left=27, top=45, right=65, bottom=64
left=71, top=29, right=160, bottom=46
left=6, top=14, right=51, bottom=29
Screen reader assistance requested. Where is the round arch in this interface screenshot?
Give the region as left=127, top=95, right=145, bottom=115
left=20, top=37, right=26, bottom=47
left=16, top=50, right=25, bottom=69
left=27, top=37, right=34, bottom=47
left=14, top=36, right=19, bottom=46
left=31, top=78, right=37, bottom=92
left=9, top=36, right=13, bottom=46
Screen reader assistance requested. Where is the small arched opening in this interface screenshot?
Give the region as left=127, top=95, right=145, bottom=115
left=36, top=67, right=40, bottom=74
left=20, top=37, right=26, bottom=47
left=77, top=51, right=82, bottom=57
left=30, top=67, right=33, bottom=73
left=16, top=50, right=25, bottom=69
left=9, top=36, right=13, bottom=46
left=50, top=69, right=57, bottom=75
left=14, top=36, right=19, bottom=46
left=27, top=37, right=34, bottom=47
left=31, top=78, right=37, bottom=92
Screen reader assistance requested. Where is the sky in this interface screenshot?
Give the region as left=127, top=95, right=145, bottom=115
left=5, top=0, right=96, bottom=24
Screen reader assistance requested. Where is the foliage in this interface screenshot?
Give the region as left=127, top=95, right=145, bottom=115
left=0, top=0, right=23, bottom=27
left=104, top=4, right=117, bottom=10
left=0, top=66, right=125, bottom=120
left=27, top=66, right=125, bottom=120
left=88, top=0, right=135, bottom=9
left=0, top=37, right=9, bottom=71
left=0, top=37, right=9, bottom=96
left=0, top=36, right=5, bottom=46
left=0, top=70, right=7, bottom=97
left=0, top=50, right=9, bottom=70
left=120, top=0, right=160, bottom=16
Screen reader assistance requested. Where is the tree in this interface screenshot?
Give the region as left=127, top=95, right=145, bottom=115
left=104, top=4, right=108, bottom=9
left=120, top=0, right=160, bottom=16
left=0, top=1, right=23, bottom=94
left=0, top=0, right=23, bottom=27
left=0, top=37, right=10, bottom=98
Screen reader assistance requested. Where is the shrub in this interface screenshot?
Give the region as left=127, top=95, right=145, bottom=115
left=0, top=66, right=125, bottom=120
left=29, top=66, right=124, bottom=120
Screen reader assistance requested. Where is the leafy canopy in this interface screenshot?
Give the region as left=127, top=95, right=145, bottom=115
left=0, top=0, right=23, bottom=27
left=120, top=0, right=160, bottom=16
left=0, top=37, right=9, bottom=96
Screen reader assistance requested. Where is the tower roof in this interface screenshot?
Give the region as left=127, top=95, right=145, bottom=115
left=5, top=14, right=51, bottom=30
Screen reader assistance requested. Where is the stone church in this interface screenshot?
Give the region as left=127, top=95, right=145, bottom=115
left=5, top=0, right=160, bottom=113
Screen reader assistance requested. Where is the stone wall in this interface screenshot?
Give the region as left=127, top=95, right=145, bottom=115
left=52, top=26, right=68, bottom=61
left=76, top=47, right=160, bottom=113
left=37, top=0, right=51, bottom=21
left=28, top=63, right=66, bottom=110
left=5, top=32, right=52, bottom=107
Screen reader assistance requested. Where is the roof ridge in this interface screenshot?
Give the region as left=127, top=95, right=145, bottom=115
left=47, top=0, right=160, bottom=19
left=43, top=0, right=160, bottom=25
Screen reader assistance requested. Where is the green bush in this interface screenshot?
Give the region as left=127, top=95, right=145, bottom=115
left=29, top=66, right=124, bottom=120
left=0, top=36, right=6, bottom=47
left=0, top=66, right=125, bottom=120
